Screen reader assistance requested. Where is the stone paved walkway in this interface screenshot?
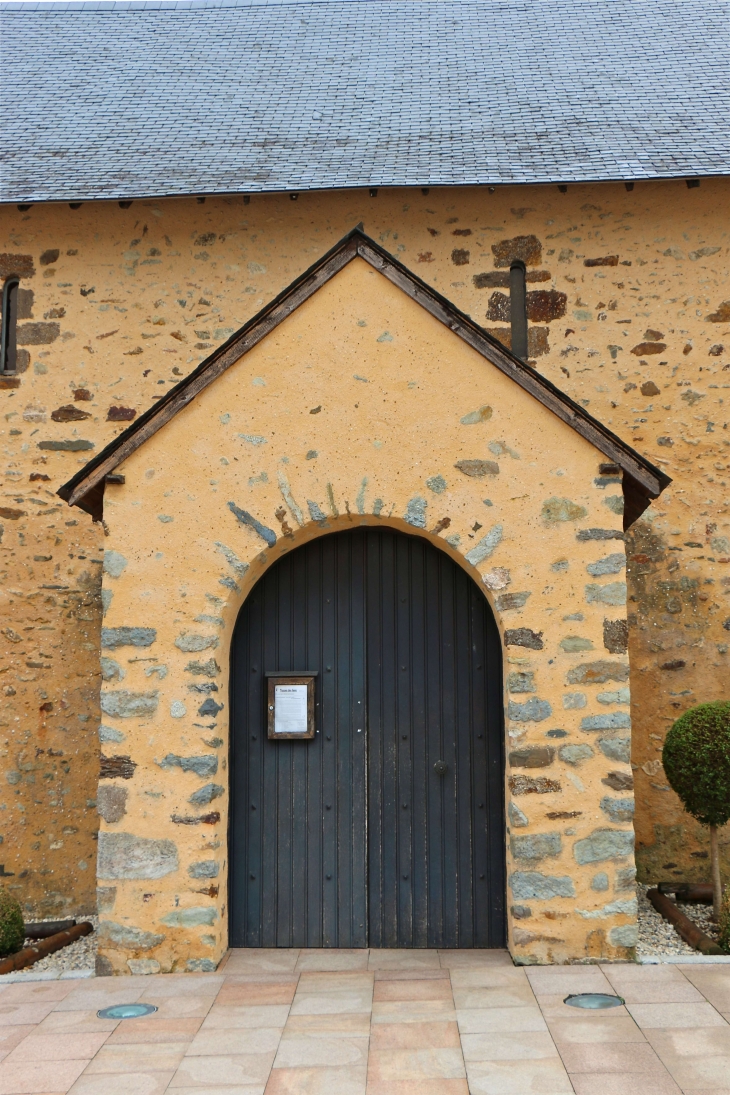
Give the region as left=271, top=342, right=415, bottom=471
left=0, top=949, right=729, bottom=1093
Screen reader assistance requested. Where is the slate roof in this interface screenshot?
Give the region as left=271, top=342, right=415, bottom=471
left=58, top=228, right=670, bottom=523
left=1, top=0, right=729, bottom=203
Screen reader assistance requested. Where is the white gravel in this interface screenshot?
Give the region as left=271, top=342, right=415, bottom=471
left=0, top=915, right=98, bottom=979
left=637, top=883, right=722, bottom=958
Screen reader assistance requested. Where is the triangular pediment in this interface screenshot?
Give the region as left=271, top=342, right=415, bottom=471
left=58, top=228, right=669, bottom=522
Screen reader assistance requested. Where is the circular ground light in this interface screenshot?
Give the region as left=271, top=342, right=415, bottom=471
left=97, top=1003, right=158, bottom=1020
left=564, top=993, right=624, bottom=1010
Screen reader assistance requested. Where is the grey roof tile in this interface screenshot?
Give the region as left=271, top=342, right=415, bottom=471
left=0, top=0, right=728, bottom=203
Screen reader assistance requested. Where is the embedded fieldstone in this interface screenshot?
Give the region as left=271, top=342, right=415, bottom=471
left=198, top=697, right=223, bottom=717
left=101, top=627, right=157, bottom=649
left=38, top=439, right=94, bottom=452
left=615, top=866, right=637, bottom=891
left=509, top=745, right=555, bottom=768
left=175, top=633, right=219, bottom=653
left=482, top=567, right=510, bottom=591
left=228, top=501, right=277, bottom=547
left=587, top=554, right=625, bottom=577
left=591, top=872, right=609, bottom=892
left=609, top=924, right=638, bottom=947
left=185, top=658, right=220, bottom=677
left=504, top=628, right=543, bottom=650
left=567, top=661, right=629, bottom=685
left=578, top=896, right=638, bottom=919
left=492, top=234, right=542, bottom=268
left=189, top=783, right=224, bottom=806
left=97, top=832, right=179, bottom=879
left=158, top=754, right=218, bottom=778
left=100, top=657, right=124, bottom=682
left=581, top=712, right=631, bottom=731
left=128, top=959, right=161, bottom=975
left=464, top=524, right=503, bottom=565
left=508, top=698, right=552, bottom=723
left=598, top=736, right=631, bottom=764
left=97, top=785, right=128, bottom=824
left=559, top=744, right=594, bottom=766
left=508, top=801, right=529, bottom=828
left=586, top=583, right=627, bottom=606
left=509, top=872, right=575, bottom=899
left=563, top=693, right=587, bottom=709
left=507, top=671, right=535, bottom=693
left=631, top=341, right=666, bottom=356
left=100, top=690, right=159, bottom=718
left=99, top=755, right=137, bottom=780
left=604, top=496, right=624, bottom=516
left=161, top=906, right=217, bottom=927
left=602, top=770, right=633, bottom=791
left=509, top=776, right=561, bottom=795
left=496, top=592, right=531, bottom=611
left=601, top=796, right=635, bottom=823
left=99, top=724, right=125, bottom=744
left=511, top=905, right=532, bottom=919
left=17, top=321, right=60, bottom=345
left=402, top=496, right=427, bottom=527
left=51, top=404, right=91, bottom=423
left=188, top=860, right=219, bottom=878
left=426, top=475, right=447, bottom=493
left=486, top=292, right=511, bottom=322
left=510, top=833, right=562, bottom=861
left=597, top=688, right=630, bottom=705
left=455, top=459, right=500, bottom=478
left=187, top=958, right=218, bottom=972
left=103, top=551, right=128, bottom=578
left=573, top=828, right=634, bottom=864
left=96, top=887, right=117, bottom=913
left=542, top=497, right=587, bottom=524
left=97, top=921, right=165, bottom=950
left=576, top=529, right=624, bottom=542
left=460, top=406, right=492, bottom=425
left=559, top=637, right=594, bottom=652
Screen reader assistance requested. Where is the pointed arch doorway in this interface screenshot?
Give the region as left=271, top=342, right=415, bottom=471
left=229, top=527, right=505, bottom=948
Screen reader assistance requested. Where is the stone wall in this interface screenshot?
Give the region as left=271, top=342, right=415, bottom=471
left=0, top=179, right=728, bottom=922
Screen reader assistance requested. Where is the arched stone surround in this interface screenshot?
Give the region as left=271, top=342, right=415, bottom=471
left=84, top=252, right=640, bottom=970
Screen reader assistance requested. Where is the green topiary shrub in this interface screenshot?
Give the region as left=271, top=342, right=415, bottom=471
left=0, top=889, right=25, bottom=958
left=663, top=701, right=730, bottom=918
left=719, top=887, right=730, bottom=954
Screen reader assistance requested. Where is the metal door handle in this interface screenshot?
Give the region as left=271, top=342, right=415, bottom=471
left=433, top=760, right=448, bottom=776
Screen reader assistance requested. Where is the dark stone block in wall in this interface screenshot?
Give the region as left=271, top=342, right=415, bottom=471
left=577, top=529, right=625, bottom=541
left=40, top=249, right=60, bottom=266
left=509, top=746, right=555, bottom=768
left=584, top=255, right=619, bottom=267
left=492, top=235, right=542, bottom=268
left=16, top=289, right=34, bottom=319
left=16, top=322, right=60, bottom=346
left=486, top=291, right=511, bottom=322
left=526, top=290, right=567, bottom=323
left=99, top=755, right=137, bottom=780
left=451, top=248, right=470, bottom=265
left=602, top=771, right=634, bottom=791
left=0, top=253, right=35, bottom=278
left=107, top=406, right=137, bottom=422
left=505, top=628, right=544, bottom=650
left=603, top=618, right=628, bottom=654
left=528, top=326, right=549, bottom=357
left=51, top=404, right=91, bottom=422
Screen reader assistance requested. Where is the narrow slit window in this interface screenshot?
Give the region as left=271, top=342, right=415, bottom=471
left=509, top=261, right=527, bottom=360
left=1, top=278, right=19, bottom=374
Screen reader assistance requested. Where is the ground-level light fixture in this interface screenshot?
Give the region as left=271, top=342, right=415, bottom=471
left=564, top=993, right=624, bottom=1010
left=97, top=1003, right=158, bottom=1020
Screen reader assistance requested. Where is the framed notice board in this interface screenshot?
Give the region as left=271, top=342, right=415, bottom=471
left=265, top=672, right=317, bottom=740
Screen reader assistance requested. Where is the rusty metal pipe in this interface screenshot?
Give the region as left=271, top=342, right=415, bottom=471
left=24, top=919, right=77, bottom=940
left=647, top=888, right=723, bottom=955
left=657, top=882, right=713, bottom=904
left=0, top=921, right=93, bottom=976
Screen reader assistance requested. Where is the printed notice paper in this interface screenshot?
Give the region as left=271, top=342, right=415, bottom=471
left=274, top=684, right=308, bottom=734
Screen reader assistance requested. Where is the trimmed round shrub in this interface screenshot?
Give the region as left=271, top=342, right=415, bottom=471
left=662, top=701, right=730, bottom=827
left=0, top=889, right=25, bottom=958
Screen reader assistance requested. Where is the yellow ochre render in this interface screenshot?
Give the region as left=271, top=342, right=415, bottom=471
left=0, top=181, right=728, bottom=958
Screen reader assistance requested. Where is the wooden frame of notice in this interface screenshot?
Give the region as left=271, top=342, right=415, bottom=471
left=265, top=671, right=317, bottom=740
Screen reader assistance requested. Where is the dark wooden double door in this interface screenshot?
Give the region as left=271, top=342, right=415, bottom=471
left=230, top=529, right=505, bottom=948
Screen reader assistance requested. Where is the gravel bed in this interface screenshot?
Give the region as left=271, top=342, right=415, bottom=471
left=637, top=883, right=722, bottom=958
left=0, top=914, right=98, bottom=979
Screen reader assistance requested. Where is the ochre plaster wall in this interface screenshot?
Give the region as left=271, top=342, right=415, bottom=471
left=0, top=179, right=727, bottom=922
left=93, top=257, right=635, bottom=969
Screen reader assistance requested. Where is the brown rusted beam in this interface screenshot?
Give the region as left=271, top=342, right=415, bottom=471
left=647, top=888, right=723, bottom=955
left=658, top=883, right=714, bottom=905
left=0, top=921, right=93, bottom=975
left=23, top=919, right=76, bottom=940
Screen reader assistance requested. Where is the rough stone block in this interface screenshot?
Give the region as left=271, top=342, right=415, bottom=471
left=188, top=860, right=219, bottom=878
left=97, top=832, right=179, bottom=879
left=161, top=906, right=217, bottom=927
left=598, top=736, right=631, bottom=763
left=558, top=744, right=594, bottom=766
left=188, top=783, right=224, bottom=806
left=567, top=660, right=629, bottom=685
left=585, top=582, right=627, bottom=606
left=573, top=828, right=634, bottom=864
left=600, top=796, right=635, bottom=823
left=97, top=920, right=165, bottom=950
left=101, top=627, right=157, bottom=649
left=509, top=745, right=555, bottom=767
left=510, top=872, right=575, bottom=899
left=510, top=832, right=562, bottom=861
left=507, top=671, right=535, bottom=693
left=97, top=785, right=128, bottom=824
left=580, top=712, right=631, bottom=731
left=157, top=754, right=218, bottom=777
left=100, top=690, right=159, bottom=719
left=508, top=698, right=552, bottom=723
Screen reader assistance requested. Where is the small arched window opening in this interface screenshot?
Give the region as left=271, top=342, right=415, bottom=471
left=1, top=277, right=19, bottom=374
left=509, top=261, right=528, bottom=361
